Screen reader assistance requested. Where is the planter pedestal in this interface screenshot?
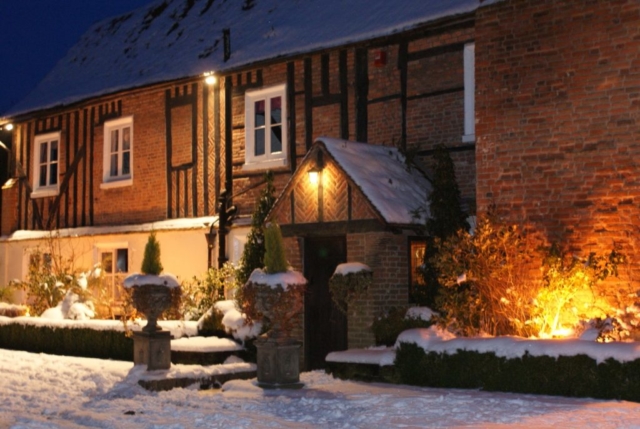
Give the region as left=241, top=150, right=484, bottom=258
left=133, top=330, right=171, bottom=370
left=255, top=337, right=303, bottom=389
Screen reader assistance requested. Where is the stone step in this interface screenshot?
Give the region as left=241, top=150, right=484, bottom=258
left=170, top=335, right=248, bottom=366
left=138, top=362, right=257, bottom=391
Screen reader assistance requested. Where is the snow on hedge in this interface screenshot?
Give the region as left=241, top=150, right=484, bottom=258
left=398, top=327, right=640, bottom=364
left=247, top=269, right=306, bottom=290
left=333, top=262, right=372, bottom=276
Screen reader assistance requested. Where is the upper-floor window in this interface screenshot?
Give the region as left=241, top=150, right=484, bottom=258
left=102, top=116, right=133, bottom=189
left=243, top=84, right=288, bottom=171
left=462, top=42, right=475, bottom=143
left=32, top=132, right=60, bottom=198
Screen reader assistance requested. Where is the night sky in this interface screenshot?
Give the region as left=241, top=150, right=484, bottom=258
left=0, top=0, right=153, bottom=116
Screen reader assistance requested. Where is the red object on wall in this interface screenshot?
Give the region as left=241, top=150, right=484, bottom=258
left=373, top=50, right=387, bottom=67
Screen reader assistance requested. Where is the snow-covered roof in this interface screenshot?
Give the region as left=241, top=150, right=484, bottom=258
left=4, top=0, right=486, bottom=117
left=0, top=215, right=217, bottom=242
left=317, top=137, right=432, bottom=225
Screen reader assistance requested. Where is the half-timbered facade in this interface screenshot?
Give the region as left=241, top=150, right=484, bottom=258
left=1, top=0, right=639, bottom=367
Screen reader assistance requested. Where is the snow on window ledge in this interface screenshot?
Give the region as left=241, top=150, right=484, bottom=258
left=100, top=178, right=133, bottom=190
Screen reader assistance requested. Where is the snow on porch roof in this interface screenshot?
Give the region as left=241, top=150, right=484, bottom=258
left=4, top=0, right=490, bottom=117
left=317, top=137, right=432, bottom=226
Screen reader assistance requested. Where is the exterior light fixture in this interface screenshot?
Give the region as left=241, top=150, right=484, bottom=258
left=3, top=123, right=13, bottom=131
left=2, top=177, right=17, bottom=190
left=204, top=72, right=216, bottom=85
left=308, top=150, right=325, bottom=185
left=308, top=168, right=320, bottom=185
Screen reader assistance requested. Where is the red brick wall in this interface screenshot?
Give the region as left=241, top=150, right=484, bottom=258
left=347, top=231, right=411, bottom=348
left=5, top=79, right=220, bottom=231
left=476, top=0, right=640, bottom=276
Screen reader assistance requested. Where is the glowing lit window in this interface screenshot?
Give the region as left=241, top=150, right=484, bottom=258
left=100, top=247, right=129, bottom=304
left=244, top=84, right=288, bottom=171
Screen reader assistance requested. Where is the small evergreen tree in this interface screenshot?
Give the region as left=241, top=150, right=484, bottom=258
left=415, top=145, right=469, bottom=307
left=263, top=223, right=288, bottom=274
left=141, top=232, right=163, bottom=275
left=236, top=173, right=276, bottom=284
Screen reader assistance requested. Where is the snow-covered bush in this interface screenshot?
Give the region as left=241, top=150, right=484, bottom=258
left=329, top=262, right=372, bottom=314
left=372, top=306, right=434, bottom=346
left=11, top=247, right=101, bottom=317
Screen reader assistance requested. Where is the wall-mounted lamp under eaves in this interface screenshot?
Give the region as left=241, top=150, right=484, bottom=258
left=204, top=72, right=217, bottom=86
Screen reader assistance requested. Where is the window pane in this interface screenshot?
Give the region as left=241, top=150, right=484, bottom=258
left=49, top=163, right=58, bottom=185
left=110, top=154, right=118, bottom=176
left=122, top=127, right=131, bottom=151
left=111, top=130, right=119, bottom=152
left=116, top=249, right=128, bottom=273
left=122, top=152, right=130, bottom=176
left=102, top=252, right=114, bottom=274
left=270, top=96, right=282, bottom=124
left=39, top=166, right=47, bottom=186
left=50, top=141, right=58, bottom=162
left=255, top=129, right=265, bottom=156
left=254, top=100, right=265, bottom=127
left=270, top=126, right=282, bottom=153
left=40, top=142, right=47, bottom=163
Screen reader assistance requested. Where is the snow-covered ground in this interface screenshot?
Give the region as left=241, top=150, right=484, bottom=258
left=2, top=348, right=640, bottom=428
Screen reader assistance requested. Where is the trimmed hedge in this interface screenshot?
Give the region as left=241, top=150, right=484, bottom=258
left=0, top=323, right=133, bottom=361
left=326, top=361, right=397, bottom=383
left=395, top=342, right=640, bottom=402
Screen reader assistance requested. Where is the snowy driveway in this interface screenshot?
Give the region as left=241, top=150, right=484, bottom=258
left=1, top=349, right=640, bottom=428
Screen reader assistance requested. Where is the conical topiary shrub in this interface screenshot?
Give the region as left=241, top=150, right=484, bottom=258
left=264, top=223, right=288, bottom=274
left=141, top=232, right=163, bottom=275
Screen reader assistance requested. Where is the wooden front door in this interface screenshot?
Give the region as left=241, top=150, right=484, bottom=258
left=304, top=236, right=348, bottom=370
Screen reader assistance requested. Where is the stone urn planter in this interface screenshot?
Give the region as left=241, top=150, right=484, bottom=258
left=243, top=268, right=306, bottom=388
left=123, top=273, right=179, bottom=370
left=124, top=274, right=179, bottom=332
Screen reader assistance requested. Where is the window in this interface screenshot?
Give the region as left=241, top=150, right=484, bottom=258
left=99, top=246, right=129, bottom=305
left=32, top=132, right=60, bottom=198
left=408, top=238, right=427, bottom=303
left=102, top=116, right=133, bottom=188
left=462, top=42, right=475, bottom=143
left=244, top=84, right=288, bottom=170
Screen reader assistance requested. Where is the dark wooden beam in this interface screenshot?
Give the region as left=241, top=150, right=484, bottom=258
left=398, top=42, right=408, bottom=152
left=191, top=83, right=198, bottom=217
left=304, top=57, right=313, bottom=151
left=280, top=219, right=387, bottom=237
left=203, top=82, right=209, bottom=216
left=287, top=61, right=297, bottom=172
left=165, top=89, right=173, bottom=218
left=355, top=48, right=368, bottom=142
left=339, top=50, right=349, bottom=139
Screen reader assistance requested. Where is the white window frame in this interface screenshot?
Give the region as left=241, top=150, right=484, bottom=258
left=31, top=131, right=61, bottom=198
left=95, top=242, right=129, bottom=304
left=101, top=116, right=133, bottom=189
left=462, top=43, right=475, bottom=143
left=243, top=84, right=288, bottom=171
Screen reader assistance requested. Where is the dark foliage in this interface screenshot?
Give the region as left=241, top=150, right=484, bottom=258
left=236, top=173, right=276, bottom=286
left=394, top=343, right=640, bottom=402
left=414, top=145, right=468, bottom=307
